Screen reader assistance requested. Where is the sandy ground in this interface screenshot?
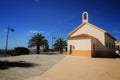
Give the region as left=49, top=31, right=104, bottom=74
left=0, top=53, right=66, bottom=80
left=26, top=56, right=120, bottom=80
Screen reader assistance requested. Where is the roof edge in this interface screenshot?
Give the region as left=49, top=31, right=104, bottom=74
left=87, top=23, right=107, bottom=33
left=105, top=33, right=116, bottom=40
left=68, top=23, right=86, bottom=37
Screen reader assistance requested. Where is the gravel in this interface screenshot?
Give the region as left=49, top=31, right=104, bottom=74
left=0, top=53, right=66, bottom=80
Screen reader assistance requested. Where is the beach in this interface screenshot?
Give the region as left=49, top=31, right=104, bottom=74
left=0, top=53, right=66, bottom=80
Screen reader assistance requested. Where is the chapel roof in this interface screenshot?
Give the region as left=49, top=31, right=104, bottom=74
left=68, top=12, right=116, bottom=40
left=68, top=34, right=95, bottom=40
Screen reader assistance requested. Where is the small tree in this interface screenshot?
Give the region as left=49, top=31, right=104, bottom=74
left=14, top=47, right=29, bottom=55
left=53, top=38, right=67, bottom=54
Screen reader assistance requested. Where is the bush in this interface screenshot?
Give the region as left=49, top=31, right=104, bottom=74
left=14, top=47, right=29, bottom=55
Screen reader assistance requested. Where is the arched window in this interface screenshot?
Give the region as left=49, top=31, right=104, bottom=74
left=106, top=42, right=108, bottom=47
left=84, top=13, right=87, bottom=20
left=109, top=43, right=111, bottom=48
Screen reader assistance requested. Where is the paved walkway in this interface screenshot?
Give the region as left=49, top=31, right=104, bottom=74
left=26, top=56, right=120, bottom=80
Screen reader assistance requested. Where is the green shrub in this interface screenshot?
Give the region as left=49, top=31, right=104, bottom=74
left=14, top=47, right=29, bottom=55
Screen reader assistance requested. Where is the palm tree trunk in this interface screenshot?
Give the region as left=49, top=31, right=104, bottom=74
left=37, top=45, right=40, bottom=54
left=59, top=48, right=63, bottom=54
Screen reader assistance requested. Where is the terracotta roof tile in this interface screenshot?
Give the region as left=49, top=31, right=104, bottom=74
left=68, top=34, right=93, bottom=40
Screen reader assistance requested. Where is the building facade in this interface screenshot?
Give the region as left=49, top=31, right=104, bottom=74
left=68, top=12, right=116, bottom=58
left=116, top=42, right=120, bottom=50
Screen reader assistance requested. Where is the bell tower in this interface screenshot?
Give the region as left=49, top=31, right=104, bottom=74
left=82, top=12, right=88, bottom=23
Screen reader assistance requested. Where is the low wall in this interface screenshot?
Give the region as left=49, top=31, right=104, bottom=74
left=68, top=50, right=116, bottom=58
left=68, top=50, right=92, bottom=57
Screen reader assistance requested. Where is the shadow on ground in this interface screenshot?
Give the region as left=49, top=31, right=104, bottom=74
left=0, top=60, right=38, bottom=70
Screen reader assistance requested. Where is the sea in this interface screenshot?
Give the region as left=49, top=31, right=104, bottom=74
left=0, top=51, right=11, bottom=57
left=0, top=52, right=6, bottom=57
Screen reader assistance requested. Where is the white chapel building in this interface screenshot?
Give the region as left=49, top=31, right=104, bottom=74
left=68, top=12, right=116, bottom=58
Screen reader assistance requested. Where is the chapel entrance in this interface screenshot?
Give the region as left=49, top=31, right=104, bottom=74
left=69, top=45, right=72, bottom=55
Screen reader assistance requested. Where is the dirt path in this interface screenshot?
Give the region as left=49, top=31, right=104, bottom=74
left=0, top=53, right=66, bottom=80
left=26, top=56, right=120, bottom=80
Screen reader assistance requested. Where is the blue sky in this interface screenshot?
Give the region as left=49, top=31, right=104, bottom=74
left=0, top=0, right=120, bottom=49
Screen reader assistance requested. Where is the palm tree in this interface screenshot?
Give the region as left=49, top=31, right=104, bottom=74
left=43, top=40, right=49, bottom=52
left=53, top=38, right=67, bottom=54
left=28, top=33, right=48, bottom=54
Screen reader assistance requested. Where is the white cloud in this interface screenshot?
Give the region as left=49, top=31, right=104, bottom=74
left=45, top=32, right=50, bottom=36
left=26, top=30, right=51, bottom=38
left=25, top=30, right=44, bottom=37
left=29, top=30, right=44, bottom=34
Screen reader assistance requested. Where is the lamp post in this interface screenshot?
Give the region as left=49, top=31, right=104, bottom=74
left=51, top=36, right=56, bottom=50
left=5, top=26, right=14, bottom=56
